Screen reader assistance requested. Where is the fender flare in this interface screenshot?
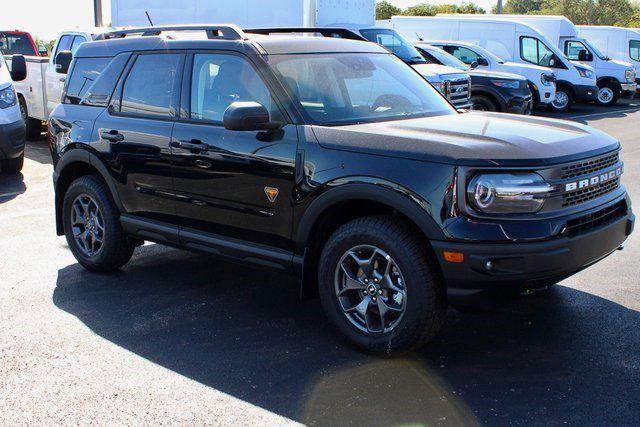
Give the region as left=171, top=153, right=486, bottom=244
left=554, top=80, right=576, bottom=98
left=53, top=148, right=123, bottom=234
left=526, top=80, right=540, bottom=106
left=295, top=180, right=446, bottom=252
left=470, top=87, right=505, bottom=111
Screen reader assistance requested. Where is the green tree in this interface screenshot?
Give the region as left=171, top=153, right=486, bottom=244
left=376, top=0, right=402, bottom=19
left=455, top=2, right=487, bottom=13
left=494, top=0, right=545, bottom=14
left=403, top=3, right=437, bottom=16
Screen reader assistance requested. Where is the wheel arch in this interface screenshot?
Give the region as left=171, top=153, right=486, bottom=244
left=554, top=80, right=576, bottom=99
left=596, top=76, right=622, bottom=90
left=470, top=89, right=503, bottom=111
left=53, top=149, right=122, bottom=236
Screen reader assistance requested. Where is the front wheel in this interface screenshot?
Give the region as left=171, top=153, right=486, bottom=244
left=62, top=175, right=134, bottom=272
left=595, top=83, right=619, bottom=106
left=471, top=95, right=499, bottom=112
left=550, top=88, right=573, bottom=111
left=19, top=97, right=43, bottom=141
left=318, top=216, right=446, bottom=355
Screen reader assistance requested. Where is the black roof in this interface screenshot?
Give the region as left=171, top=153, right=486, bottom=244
left=75, top=25, right=387, bottom=58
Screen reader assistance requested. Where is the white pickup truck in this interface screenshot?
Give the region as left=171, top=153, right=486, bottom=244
left=5, top=30, right=98, bottom=139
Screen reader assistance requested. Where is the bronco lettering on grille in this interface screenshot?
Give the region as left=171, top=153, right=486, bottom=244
left=565, top=167, right=622, bottom=192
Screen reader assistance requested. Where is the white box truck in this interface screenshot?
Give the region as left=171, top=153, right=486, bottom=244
left=388, top=15, right=598, bottom=111
left=452, top=15, right=636, bottom=106
left=5, top=30, right=100, bottom=139
left=577, top=25, right=640, bottom=91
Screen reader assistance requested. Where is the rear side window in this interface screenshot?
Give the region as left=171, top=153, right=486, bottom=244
left=0, top=32, right=37, bottom=56
left=443, top=46, right=479, bottom=64
left=70, top=36, right=87, bottom=54
left=630, top=40, right=640, bottom=62
left=65, top=57, right=110, bottom=103
left=120, top=53, right=182, bottom=118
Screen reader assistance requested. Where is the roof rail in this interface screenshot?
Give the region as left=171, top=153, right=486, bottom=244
left=96, top=24, right=246, bottom=40
left=244, top=27, right=366, bottom=41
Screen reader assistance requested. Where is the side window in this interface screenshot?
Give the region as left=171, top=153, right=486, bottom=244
left=120, top=53, right=182, bottom=118
left=447, top=46, right=479, bottom=64
left=55, top=35, right=73, bottom=57
left=76, top=53, right=130, bottom=106
left=630, top=40, right=640, bottom=62
left=189, top=53, right=280, bottom=123
left=65, top=57, right=110, bottom=103
left=521, top=36, right=556, bottom=67
left=566, top=40, right=588, bottom=61
left=70, top=36, right=87, bottom=54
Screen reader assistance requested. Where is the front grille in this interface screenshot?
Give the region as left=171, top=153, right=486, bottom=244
left=565, top=200, right=627, bottom=236
left=445, top=78, right=470, bottom=106
left=562, top=178, right=621, bottom=207
left=561, top=152, right=619, bottom=179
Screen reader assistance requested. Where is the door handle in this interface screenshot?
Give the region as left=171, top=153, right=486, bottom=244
left=174, top=139, right=209, bottom=152
left=100, top=129, right=124, bottom=143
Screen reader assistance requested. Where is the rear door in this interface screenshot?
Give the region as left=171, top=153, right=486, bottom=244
left=170, top=51, right=298, bottom=250
left=92, top=51, right=184, bottom=225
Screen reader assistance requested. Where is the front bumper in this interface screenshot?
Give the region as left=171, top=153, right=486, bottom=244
left=574, top=84, right=598, bottom=103
left=0, top=119, right=26, bottom=160
left=620, top=82, right=637, bottom=99
left=432, top=207, right=634, bottom=303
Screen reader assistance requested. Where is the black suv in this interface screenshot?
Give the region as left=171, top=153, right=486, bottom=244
left=49, top=25, right=634, bottom=354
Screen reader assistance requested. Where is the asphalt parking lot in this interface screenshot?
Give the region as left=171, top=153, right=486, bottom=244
left=1, top=102, right=640, bottom=425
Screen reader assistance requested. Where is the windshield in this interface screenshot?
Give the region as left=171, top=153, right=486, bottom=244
left=359, top=28, right=427, bottom=64
left=0, top=32, right=37, bottom=56
left=423, top=46, right=468, bottom=69
left=269, top=53, right=455, bottom=125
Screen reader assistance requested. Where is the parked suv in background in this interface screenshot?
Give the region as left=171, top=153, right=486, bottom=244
left=50, top=26, right=634, bottom=354
left=0, top=54, right=26, bottom=173
left=414, top=43, right=533, bottom=114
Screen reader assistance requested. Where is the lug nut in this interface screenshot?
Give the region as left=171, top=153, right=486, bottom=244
left=363, top=290, right=368, bottom=295
left=372, top=297, right=377, bottom=302
left=378, top=289, right=383, bottom=295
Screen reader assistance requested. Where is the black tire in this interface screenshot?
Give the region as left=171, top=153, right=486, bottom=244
left=471, top=95, right=499, bottom=112
left=1, top=153, right=24, bottom=173
left=595, top=82, right=619, bottom=106
left=549, top=87, right=573, bottom=112
left=62, top=175, right=134, bottom=272
left=18, top=97, right=43, bottom=141
left=318, top=216, right=446, bottom=355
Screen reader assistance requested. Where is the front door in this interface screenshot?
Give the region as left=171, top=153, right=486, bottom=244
left=170, top=52, right=298, bottom=250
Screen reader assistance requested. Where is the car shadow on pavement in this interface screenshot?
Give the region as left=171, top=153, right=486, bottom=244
left=24, top=137, right=53, bottom=165
left=0, top=172, right=26, bottom=203
left=53, top=244, right=640, bottom=425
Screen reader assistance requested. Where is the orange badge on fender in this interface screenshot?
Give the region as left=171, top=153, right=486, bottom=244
left=264, top=187, right=279, bottom=203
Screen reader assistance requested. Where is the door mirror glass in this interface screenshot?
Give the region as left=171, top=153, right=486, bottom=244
left=476, top=57, right=489, bottom=66
left=9, top=54, right=27, bottom=81
left=578, top=49, right=593, bottom=62
left=55, top=50, right=73, bottom=74
left=223, top=101, right=279, bottom=131
left=470, top=60, right=479, bottom=69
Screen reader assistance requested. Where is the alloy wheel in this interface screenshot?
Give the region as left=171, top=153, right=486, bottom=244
left=597, top=87, right=614, bottom=104
left=71, top=194, right=105, bottom=257
left=334, top=245, right=407, bottom=334
left=552, top=91, right=569, bottom=110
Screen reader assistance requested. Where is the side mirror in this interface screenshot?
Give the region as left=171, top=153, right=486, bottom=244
left=9, top=55, right=27, bottom=81
left=470, top=61, right=479, bottom=69
left=477, top=57, right=489, bottom=66
left=38, top=46, right=48, bottom=56
left=578, top=49, right=593, bottom=61
left=549, top=57, right=556, bottom=67
left=223, top=101, right=281, bottom=131
left=54, top=51, right=73, bottom=74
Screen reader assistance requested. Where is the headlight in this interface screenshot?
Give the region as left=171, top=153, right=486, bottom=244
left=467, top=173, right=554, bottom=214
left=625, top=69, right=636, bottom=82
left=576, top=66, right=594, bottom=79
left=432, top=82, right=445, bottom=93
left=0, top=85, right=17, bottom=109
left=541, top=73, right=556, bottom=86
left=491, top=79, right=520, bottom=89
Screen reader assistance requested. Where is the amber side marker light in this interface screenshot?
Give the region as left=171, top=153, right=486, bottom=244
left=443, top=251, right=464, bottom=263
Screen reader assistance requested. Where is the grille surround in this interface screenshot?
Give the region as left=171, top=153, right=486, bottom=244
left=444, top=77, right=471, bottom=107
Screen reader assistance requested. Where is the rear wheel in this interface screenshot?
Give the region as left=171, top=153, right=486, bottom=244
left=1, top=153, right=24, bottom=173
left=471, top=95, right=499, bottom=112
left=550, top=88, right=573, bottom=111
left=19, top=97, right=43, bottom=141
left=318, top=216, right=446, bottom=355
left=62, top=175, right=134, bottom=272
left=595, top=82, right=619, bottom=106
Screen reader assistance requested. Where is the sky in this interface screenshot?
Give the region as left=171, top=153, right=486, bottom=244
left=0, top=0, right=496, bottom=41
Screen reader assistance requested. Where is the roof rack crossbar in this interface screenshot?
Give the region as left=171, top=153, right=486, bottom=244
left=244, top=27, right=366, bottom=41
left=97, top=24, right=246, bottom=40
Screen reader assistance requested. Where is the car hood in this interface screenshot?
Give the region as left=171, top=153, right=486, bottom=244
left=311, top=112, right=619, bottom=167
left=468, top=69, right=525, bottom=80
left=412, top=63, right=468, bottom=78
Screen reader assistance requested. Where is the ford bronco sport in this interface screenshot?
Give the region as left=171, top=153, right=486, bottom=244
left=49, top=25, right=634, bottom=354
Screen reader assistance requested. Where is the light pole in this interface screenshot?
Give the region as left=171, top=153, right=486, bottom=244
left=93, top=0, right=103, bottom=27
left=496, top=0, right=503, bottom=14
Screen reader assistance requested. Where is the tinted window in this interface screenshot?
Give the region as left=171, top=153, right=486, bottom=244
left=630, top=40, right=640, bottom=62
left=190, top=53, right=279, bottom=123
left=70, top=36, right=87, bottom=54
left=73, top=53, right=130, bottom=106
left=270, top=53, right=453, bottom=125
left=120, top=54, right=182, bottom=118
left=520, top=36, right=555, bottom=67
left=65, top=57, right=110, bottom=103
left=0, top=32, right=37, bottom=56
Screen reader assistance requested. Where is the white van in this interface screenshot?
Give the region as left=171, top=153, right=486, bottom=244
left=577, top=26, right=640, bottom=90
left=0, top=54, right=26, bottom=173
left=5, top=30, right=99, bottom=139
left=388, top=15, right=598, bottom=111
left=455, top=15, right=636, bottom=106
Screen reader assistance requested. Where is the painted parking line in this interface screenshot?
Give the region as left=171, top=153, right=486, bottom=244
left=560, top=106, right=640, bottom=120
